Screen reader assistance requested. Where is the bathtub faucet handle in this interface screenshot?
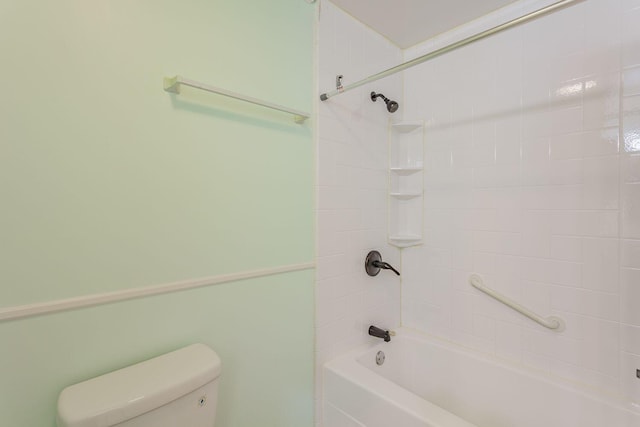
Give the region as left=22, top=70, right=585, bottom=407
left=372, top=260, right=400, bottom=276
left=365, top=251, right=400, bottom=276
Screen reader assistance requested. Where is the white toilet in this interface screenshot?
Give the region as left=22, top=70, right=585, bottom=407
left=56, top=343, right=221, bottom=427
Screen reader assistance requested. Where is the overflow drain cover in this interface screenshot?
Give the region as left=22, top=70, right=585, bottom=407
left=376, top=351, right=385, bottom=366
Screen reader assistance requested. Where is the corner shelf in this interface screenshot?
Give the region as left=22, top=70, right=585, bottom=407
left=390, top=167, right=423, bottom=176
left=387, top=121, right=425, bottom=249
left=392, top=122, right=422, bottom=133
left=390, top=192, right=422, bottom=200
left=389, top=234, right=423, bottom=248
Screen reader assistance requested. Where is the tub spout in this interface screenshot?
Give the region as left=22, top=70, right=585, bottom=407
left=368, top=325, right=391, bottom=342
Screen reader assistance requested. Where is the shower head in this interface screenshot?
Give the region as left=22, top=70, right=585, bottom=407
left=371, top=91, right=399, bottom=113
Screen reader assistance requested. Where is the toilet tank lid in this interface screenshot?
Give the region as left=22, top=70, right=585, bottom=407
left=57, top=343, right=221, bottom=427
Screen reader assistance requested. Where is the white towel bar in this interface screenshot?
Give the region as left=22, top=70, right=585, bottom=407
left=164, top=75, right=310, bottom=123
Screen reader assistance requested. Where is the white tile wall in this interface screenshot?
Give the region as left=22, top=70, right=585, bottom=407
left=317, top=0, right=640, bottom=423
left=316, top=2, right=403, bottom=425
left=402, top=0, right=640, bottom=407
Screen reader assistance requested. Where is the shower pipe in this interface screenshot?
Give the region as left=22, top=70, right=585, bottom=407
left=469, top=274, right=565, bottom=331
left=319, top=0, right=585, bottom=101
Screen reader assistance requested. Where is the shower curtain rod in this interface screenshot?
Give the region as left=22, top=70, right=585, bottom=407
left=319, top=0, right=584, bottom=101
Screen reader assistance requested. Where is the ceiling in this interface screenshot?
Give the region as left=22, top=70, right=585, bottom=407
left=329, top=0, right=520, bottom=49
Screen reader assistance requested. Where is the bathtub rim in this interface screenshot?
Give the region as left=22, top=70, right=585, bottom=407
left=324, top=326, right=640, bottom=419
left=323, top=334, right=479, bottom=427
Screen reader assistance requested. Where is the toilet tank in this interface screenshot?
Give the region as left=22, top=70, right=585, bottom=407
left=57, top=344, right=221, bottom=427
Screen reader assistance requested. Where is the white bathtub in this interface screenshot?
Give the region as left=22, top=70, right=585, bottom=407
left=323, top=328, right=640, bottom=427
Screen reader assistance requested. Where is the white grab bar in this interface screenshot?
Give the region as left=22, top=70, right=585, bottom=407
left=469, top=274, right=565, bottom=331
left=164, top=75, right=310, bottom=123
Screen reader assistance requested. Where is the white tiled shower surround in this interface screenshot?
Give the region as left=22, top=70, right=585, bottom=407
left=401, top=0, right=640, bottom=406
left=316, top=1, right=402, bottom=421
left=317, top=0, right=640, bottom=424
left=316, top=2, right=403, bottom=424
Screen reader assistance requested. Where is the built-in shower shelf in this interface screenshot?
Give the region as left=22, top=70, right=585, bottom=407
left=390, top=192, right=422, bottom=200
left=389, top=235, right=423, bottom=248
left=391, top=122, right=422, bottom=133
left=390, top=167, right=423, bottom=176
left=388, top=120, right=424, bottom=248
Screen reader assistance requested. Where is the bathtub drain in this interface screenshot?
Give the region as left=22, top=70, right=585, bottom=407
left=376, top=351, right=385, bottom=366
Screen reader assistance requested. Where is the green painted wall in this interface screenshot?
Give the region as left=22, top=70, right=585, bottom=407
left=0, top=0, right=315, bottom=426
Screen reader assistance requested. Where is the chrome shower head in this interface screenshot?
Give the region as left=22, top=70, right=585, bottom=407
left=371, top=91, right=399, bottom=113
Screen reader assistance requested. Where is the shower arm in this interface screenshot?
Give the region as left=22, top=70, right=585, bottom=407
left=319, top=0, right=584, bottom=102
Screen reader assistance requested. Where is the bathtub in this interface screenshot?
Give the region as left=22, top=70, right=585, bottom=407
left=323, top=328, right=640, bottom=427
